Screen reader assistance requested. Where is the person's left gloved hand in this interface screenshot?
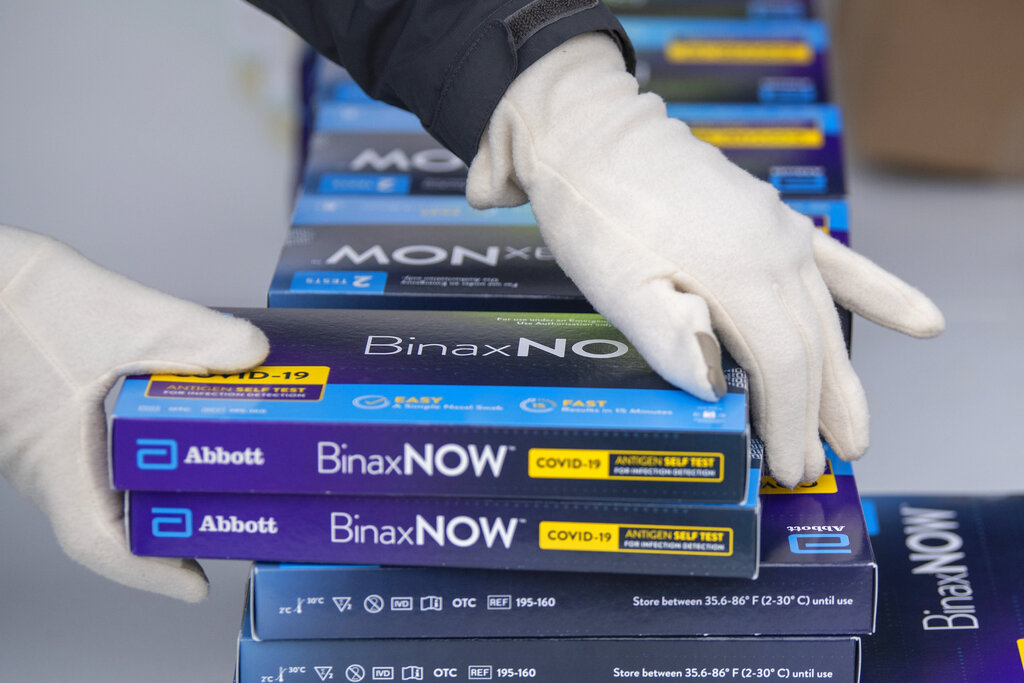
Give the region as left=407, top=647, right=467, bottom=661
left=0, top=225, right=269, bottom=601
left=467, top=33, right=944, bottom=487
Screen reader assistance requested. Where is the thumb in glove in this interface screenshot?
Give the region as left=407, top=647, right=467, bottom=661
left=0, top=225, right=269, bottom=601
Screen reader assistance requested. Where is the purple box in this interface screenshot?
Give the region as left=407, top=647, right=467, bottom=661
left=129, top=474, right=759, bottom=578
left=111, top=308, right=751, bottom=504
left=860, top=495, right=1024, bottom=680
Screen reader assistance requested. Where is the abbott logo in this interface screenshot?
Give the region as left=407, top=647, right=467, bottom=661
left=788, top=533, right=851, bottom=554
left=151, top=508, right=193, bottom=538
left=136, top=438, right=178, bottom=470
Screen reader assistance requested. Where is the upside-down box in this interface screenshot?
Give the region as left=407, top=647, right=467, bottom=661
left=299, top=101, right=844, bottom=199
left=621, top=17, right=830, bottom=103
left=274, top=196, right=847, bottom=337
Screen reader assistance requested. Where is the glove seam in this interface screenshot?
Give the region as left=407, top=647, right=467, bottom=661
left=0, top=241, right=81, bottom=393
left=800, top=268, right=858, bottom=457
left=774, top=280, right=820, bottom=461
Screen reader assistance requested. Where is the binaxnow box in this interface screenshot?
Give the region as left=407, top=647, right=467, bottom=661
left=272, top=196, right=848, bottom=326
left=667, top=103, right=845, bottom=197
left=269, top=217, right=582, bottom=312
left=111, top=308, right=750, bottom=504
left=249, top=448, right=875, bottom=640
left=300, top=101, right=843, bottom=199
left=621, top=17, right=830, bottom=104
left=128, top=469, right=758, bottom=578
left=859, top=495, right=1024, bottom=681
left=236, top=611, right=860, bottom=683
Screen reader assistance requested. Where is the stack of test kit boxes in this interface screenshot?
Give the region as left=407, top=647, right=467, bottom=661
left=111, top=2, right=878, bottom=681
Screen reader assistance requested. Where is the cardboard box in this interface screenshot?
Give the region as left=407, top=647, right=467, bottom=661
left=249, top=451, right=874, bottom=639
left=860, top=495, right=1024, bottom=680
left=236, top=611, right=860, bottom=683
left=833, top=1, right=1024, bottom=176
left=111, top=308, right=751, bottom=503
left=620, top=17, right=830, bottom=103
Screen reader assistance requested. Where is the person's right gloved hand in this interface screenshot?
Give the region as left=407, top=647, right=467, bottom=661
left=468, top=33, right=945, bottom=487
left=0, top=224, right=269, bottom=601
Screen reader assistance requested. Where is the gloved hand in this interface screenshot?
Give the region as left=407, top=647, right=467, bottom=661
left=467, top=33, right=944, bottom=487
left=0, top=225, right=269, bottom=601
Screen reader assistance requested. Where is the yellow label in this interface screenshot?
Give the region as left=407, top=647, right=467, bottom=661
left=149, top=366, right=330, bottom=385
left=666, top=40, right=814, bottom=65
left=760, top=460, right=837, bottom=495
left=690, top=126, right=824, bottom=149
left=146, top=366, right=330, bottom=401
left=529, top=449, right=724, bottom=482
left=1018, top=638, right=1024, bottom=672
left=539, top=521, right=733, bottom=556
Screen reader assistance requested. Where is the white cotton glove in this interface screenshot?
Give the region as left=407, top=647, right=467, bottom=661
left=467, top=33, right=944, bottom=487
left=0, top=225, right=269, bottom=601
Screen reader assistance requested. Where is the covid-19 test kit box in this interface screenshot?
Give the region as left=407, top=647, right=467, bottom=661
left=270, top=216, right=582, bottom=312
left=248, top=448, right=874, bottom=640
left=621, top=17, right=830, bottom=103
left=236, top=616, right=860, bottom=683
left=112, top=308, right=750, bottom=503
left=668, top=103, right=845, bottom=196
left=300, top=101, right=843, bottom=199
left=128, top=479, right=759, bottom=577
left=860, top=495, right=1024, bottom=681
left=273, top=195, right=847, bottom=324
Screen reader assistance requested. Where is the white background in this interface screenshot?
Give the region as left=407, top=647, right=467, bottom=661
left=2, top=2, right=1023, bottom=680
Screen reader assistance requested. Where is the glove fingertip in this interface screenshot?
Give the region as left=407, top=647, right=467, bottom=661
left=157, top=559, right=210, bottom=603
left=113, top=555, right=210, bottom=603
left=695, top=331, right=727, bottom=399
left=202, top=317, right=271, bottom=373
left=800, top=441, right=827, bottom=484
left=903, top=295, right=946, bottom=339
left=765, top=450, right=803, bottom=490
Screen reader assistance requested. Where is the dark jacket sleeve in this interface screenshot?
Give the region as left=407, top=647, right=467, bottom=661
left=245, top=0, right=635, bottom=163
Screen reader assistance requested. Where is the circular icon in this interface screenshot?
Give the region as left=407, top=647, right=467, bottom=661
left=353, top=394, right=391, bottom=410
left=519, top=397, right=556, bottom=413
left=363, top=594, right=384, bottom=613
left=345, top=664, right=365, bottom=682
